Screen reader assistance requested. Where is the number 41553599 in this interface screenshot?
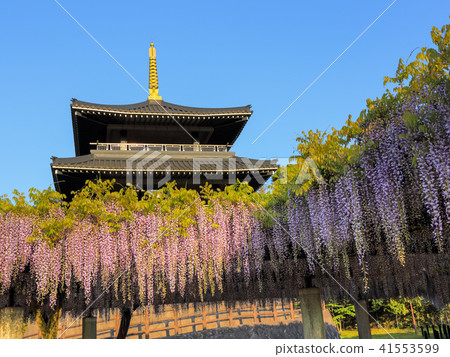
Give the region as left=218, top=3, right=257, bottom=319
left=379, top=343, right=439, bottom=354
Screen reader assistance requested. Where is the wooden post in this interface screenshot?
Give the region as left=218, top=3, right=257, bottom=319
left=144, top=308, right=150, bottom=339
left=0, top=307, right=25, bottom=339
left=60, top=325, right=66, bottom=339
left=355, top=300, right=372, bottom=339
left=290, top=300, right=295, bottom=320
left=273, top=301, right=278, bottom=323
left=173, top=308, right=179, bottom=335
left=410, top=299, right=418, bottom=335
left=201, top=308, right=207, bottom=330
left=299, top=288, right=326, bottom=339
left=252, top=304, right=258, bottom=324
left=228, top=308, right=234, bottom=327
left=82, top=316, right=97, bottom=339
left=114, top=311, right=121, bottom=335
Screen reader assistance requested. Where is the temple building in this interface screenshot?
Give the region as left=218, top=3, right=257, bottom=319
left=51, top=44, right=278, bottom=197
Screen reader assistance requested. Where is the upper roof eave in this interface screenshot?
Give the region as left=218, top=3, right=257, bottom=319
left=71, top=98, right=253, bottom=116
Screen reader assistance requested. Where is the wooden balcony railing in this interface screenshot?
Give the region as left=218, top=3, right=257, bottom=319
left=91, top=142, right=230, bottom=153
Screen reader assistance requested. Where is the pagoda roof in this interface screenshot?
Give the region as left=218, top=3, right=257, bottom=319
left=51, top=152, right=278, bottom=195
left=51, top=152, right=277, bottom=173
left=71, top=99, right=252, bottom=116
left=71, top=99, right=253, bottom=156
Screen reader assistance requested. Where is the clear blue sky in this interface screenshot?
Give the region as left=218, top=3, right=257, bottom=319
left=0, top=1, right=448, bottom=195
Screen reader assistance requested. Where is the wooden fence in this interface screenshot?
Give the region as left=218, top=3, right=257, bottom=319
left=24, top=299, right=321, bottom=339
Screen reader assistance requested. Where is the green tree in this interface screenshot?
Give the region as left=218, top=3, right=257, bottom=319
left=326, top=300, right=356, bottom=331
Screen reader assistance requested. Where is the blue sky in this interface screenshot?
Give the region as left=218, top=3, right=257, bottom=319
left=0, top=1, right=448, bottom=196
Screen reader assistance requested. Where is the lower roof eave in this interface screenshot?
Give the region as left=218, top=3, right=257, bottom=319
left=51, top=166, right=278, bottom=173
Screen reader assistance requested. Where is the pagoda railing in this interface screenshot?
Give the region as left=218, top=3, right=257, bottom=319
left=91, top=142, right=230, bottom=153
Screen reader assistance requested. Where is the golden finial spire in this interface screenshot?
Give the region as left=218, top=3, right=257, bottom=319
left=148, top=43, right=162, bottom=101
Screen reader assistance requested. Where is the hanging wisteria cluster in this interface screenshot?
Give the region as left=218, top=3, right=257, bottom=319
left=278, top=83, right=450, bottom=299
left=0, top=194, right=277, bottom=314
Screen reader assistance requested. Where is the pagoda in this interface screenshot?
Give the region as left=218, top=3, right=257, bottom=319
left=51, top=44, right=278, bottom=197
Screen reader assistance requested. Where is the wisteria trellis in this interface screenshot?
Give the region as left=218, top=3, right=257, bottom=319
left=0, top=84, right=449, bottom=315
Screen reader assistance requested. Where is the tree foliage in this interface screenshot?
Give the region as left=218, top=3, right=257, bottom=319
left=271, top=21, right=450, bottom=197
left=325, top=300, right=355, bottom=331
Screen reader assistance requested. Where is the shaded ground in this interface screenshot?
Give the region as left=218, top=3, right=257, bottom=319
left=164, top=321, right=340, bottom=339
